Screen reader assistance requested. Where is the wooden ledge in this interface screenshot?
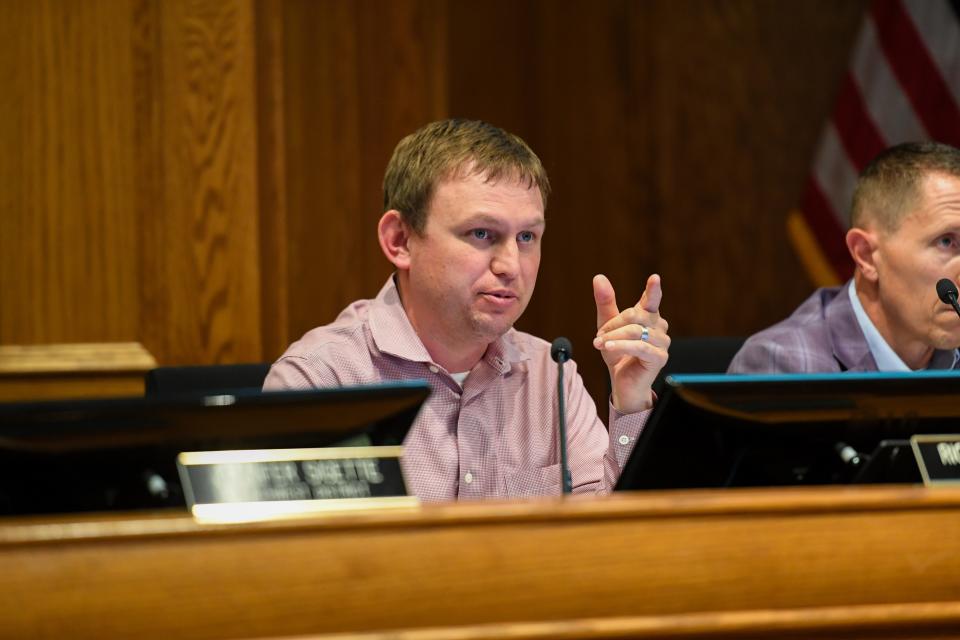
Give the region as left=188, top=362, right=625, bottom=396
left=305, top=601, right=960, bottom=639
left=0, top=342, right=157, bottom=375
left=0, top=342, right=157, bottom=400
left=4, top=484, right=960, bottom=546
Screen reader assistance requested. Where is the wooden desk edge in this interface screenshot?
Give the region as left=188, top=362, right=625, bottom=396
left=3, top=484, right=960, bottom=546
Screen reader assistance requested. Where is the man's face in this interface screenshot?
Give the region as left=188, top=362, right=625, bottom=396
left=873, top=173, right=960, bottom=350
left=402, top=171, right=545, bottom=350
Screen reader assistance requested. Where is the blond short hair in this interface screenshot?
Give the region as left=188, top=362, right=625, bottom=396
left=851, top=141, right=960, bottom=231
left=383, top=119, right=551, bottom=233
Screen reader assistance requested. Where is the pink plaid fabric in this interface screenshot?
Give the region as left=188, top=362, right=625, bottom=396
left=264, top=277, right=648, bottom=501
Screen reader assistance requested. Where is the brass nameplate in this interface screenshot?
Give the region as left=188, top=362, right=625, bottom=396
left=910, top=435, right=960, bottom=486
left=177, top=446, right=416, bottom=523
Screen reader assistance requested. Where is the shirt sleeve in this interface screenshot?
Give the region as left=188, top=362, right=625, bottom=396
left=562, top=360, right=651, bottom=496
left=262, top=356, right=339, bottom=391
left=605, top=401, right=650, bottom=483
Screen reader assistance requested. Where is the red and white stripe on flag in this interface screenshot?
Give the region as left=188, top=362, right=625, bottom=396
left=789, top=0, right=960, bottom=287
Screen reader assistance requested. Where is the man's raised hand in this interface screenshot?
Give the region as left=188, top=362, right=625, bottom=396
left=592, top=273, right=670, bottom=413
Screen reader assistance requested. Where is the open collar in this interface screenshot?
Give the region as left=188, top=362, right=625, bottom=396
left=829, top=280, right=959, bottom=371
left=367, top=275, right=530, bottom=373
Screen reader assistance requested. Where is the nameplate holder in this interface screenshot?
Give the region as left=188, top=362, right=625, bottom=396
left=177, top=446, right=416, bottom=523
left=910, top=435, right=960, bottom=486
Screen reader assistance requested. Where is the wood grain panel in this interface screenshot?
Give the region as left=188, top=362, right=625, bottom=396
left=308, top=603, right=960, bottom=640
left=0, top=342, right=156, bottom=400
left=292, top=602, right=960, bottom=639
left=527, top=0, right=656, bottom=406
left=1, top=0, right=265, bottom=386
left=137, top=0, right=262, bottom=365
left=0, top=342, right=155, bottom=373
left=279, top=0, right=364, bottom=349
left=0, top=0, right=139, bottom=344
left=2, top=487, right=960, bottom=638
left=444, top=1, right=868, bottom=405
left=277, top=0, right=447, bottom=357
left=254, top=0, right=290, bottom=362
left=647, top=1, right=868, bottom=336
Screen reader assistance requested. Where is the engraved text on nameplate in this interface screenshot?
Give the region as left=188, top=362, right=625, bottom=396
left=176, top=447, right=413, bottom=521
left=910, top=435, right=960, bottom=486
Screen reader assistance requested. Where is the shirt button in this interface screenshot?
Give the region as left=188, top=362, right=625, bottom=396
left=464, top=471, right=474, bottom=484
left=618, top=435, right=631, bottom=446
left=428, top=365, right=439, bottom=374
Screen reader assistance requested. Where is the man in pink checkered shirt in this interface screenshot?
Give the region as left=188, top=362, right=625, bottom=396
left=264, top=119, right=669, bottom=501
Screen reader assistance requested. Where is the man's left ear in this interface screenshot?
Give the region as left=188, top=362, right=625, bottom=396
left=846, top=227, right=880, bottom=281
left=378, top=210, right=413, bottom=270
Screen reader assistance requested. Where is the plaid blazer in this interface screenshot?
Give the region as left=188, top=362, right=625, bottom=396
left=727, top=283, right=957, bottom=374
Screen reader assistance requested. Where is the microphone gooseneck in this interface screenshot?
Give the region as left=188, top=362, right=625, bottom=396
left=550, top=337, right=574, bottom=495
left=937, top=278, right=960, bottom=319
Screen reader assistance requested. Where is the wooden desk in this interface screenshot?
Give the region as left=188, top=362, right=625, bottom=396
left=2, top=486, right=960, bottom=639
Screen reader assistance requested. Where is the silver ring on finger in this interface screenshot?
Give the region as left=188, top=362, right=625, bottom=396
left=640, top=325, right=650, bottom=342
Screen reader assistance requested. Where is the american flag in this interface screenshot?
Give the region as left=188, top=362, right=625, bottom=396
left=789, top=0, right=960, bottom=286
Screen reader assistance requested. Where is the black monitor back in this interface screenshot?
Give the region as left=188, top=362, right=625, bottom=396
left=616, top=372, right=960, bottom=491
left=650, top=336, right=745, bottom=396
left=0, top=382, right=430, bottom=515
left=144, top=363, right=272, bottom=396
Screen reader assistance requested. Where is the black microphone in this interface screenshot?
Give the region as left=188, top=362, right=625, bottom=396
left=550, top=337, right=574, bottom=495
left=937, top=278, right=960, bottom=319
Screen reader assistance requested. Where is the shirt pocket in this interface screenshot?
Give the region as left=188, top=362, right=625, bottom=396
left=504, top=463, right=562, bottom=497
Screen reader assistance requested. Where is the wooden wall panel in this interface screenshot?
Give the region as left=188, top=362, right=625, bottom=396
left=254, top=0, right=290, bottom=362
left=0, top=0, right=139, bottom=345
left=137, top=0, right=262, bottom=365
left=645, top=2, right=867, bottom=334
left=444, top=1, right=868, bottom=404
left=525, top=1, right=659, bottom=403
left=276, top=0, right=447, bottom=358
left=1, top=0, right=264, bottom=378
